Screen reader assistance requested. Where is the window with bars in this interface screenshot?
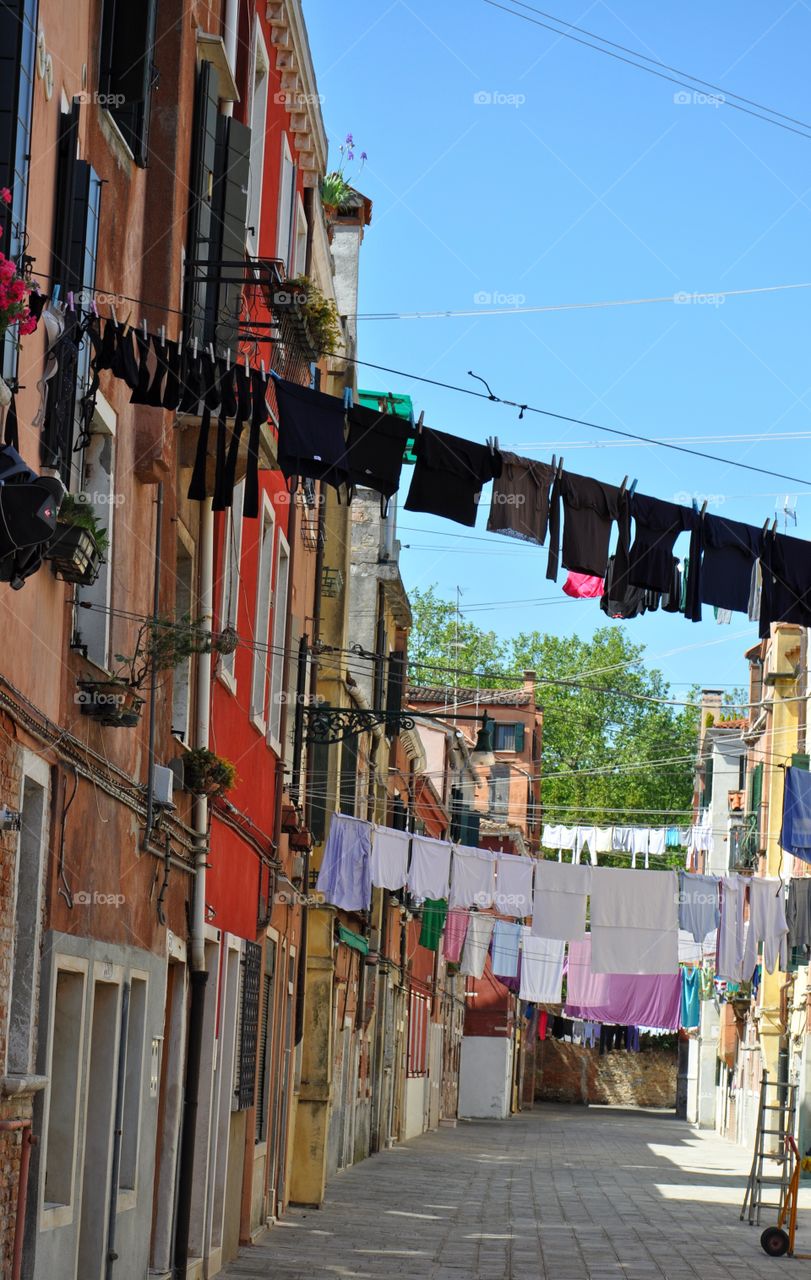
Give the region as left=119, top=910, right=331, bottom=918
left=407, top=989, right=430, bottom=1078
left=236, top=941, right=262, bottom=1111
left=489, top=764, right=510, bottom=819
left=255, top=942, right=276, bottom=1143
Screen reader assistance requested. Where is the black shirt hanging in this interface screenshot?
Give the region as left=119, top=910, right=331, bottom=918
left=345, top=402, right=412, bottom=505
left=273, top=376, right=350, bottom=491
left=404, top=426, right=501, bottom=527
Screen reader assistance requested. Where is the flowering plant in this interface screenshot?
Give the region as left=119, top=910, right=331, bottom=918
left=0, top=189, right=34, bottom=339
left=321, top=133, right=367, bottom=213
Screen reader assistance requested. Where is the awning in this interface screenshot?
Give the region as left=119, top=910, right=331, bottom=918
left=338, top=925, right=369, bottom=955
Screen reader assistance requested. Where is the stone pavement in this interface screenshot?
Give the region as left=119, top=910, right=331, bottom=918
left=222, top=1104, right=811, bottom=1279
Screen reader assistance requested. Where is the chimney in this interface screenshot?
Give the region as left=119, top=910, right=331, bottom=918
left=700, top=688, right=723, bottom=744
left=522, top=670, right=536, bottom=698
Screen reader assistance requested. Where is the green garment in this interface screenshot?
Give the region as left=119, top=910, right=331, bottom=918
left=419, top=898, right=448, bottom=951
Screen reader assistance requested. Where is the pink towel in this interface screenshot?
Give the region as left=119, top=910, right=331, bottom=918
left=443, top=908, right=469, bottom=962
left=563, top=572, right=604, bottom=599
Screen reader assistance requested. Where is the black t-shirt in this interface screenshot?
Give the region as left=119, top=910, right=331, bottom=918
left=274, top=377, right=349, bottom=489
left=345, top=404, right=412, bottom=498
left=404, top=427, right=502, bottom=526
left=628, top=494, right=694, bottom=592
left=700, top=515, right=762, bottom=613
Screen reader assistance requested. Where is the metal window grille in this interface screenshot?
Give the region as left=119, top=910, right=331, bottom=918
left=236, top=941, right=262, bottom=1110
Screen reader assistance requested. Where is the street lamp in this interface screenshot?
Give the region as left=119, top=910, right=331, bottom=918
left=469, top=711, right=495, bottom=768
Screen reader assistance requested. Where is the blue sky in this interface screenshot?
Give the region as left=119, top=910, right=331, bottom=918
left=306, top=1, right=811, bottom=694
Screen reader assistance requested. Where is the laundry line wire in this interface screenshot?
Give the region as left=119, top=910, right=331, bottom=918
left=483, top=0, right=811, bottom=141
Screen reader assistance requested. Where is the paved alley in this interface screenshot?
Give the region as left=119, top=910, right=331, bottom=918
left=222, top=1104, right=810, bottom=1280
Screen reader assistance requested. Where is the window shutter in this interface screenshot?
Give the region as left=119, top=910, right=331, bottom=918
left=100, top=0, right=158, bottom=166
left=461, top=809, right=481, bottom=846
left=339, top=733, right=358, bottom=816
left=237, top=941, right=262, bottom=1110
left=184, top=60, right=220, bottom=346
left=513, top=722, right=525, bottom=753
left=704, top=757, right=713, bottom=805
left=751, top=762, right=763, bottom=809
left=385, top=651, right=405, bottom=737
left=212, top=115, right=252, bottom=353
left=792, top=754, right=810, bottom=772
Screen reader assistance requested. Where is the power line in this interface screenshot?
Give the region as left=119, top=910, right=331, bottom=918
left=482, top=0, right=811, bottom=141
left=330, top=352, right=811, bottom=488
left=357, top=281, right=811, bottom=320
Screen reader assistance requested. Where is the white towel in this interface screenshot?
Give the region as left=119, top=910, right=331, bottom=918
left=519, top=929, right=565, bottom=1002
left=494, top=853, right=535, bottom=917
left=557, top=826, right=578, bottom=850
left=370, top=826, right=410, bottom=891
left=612, top=827, right=633, bottom=852
left=449, top=845, right=496, bottom=909
left=589, top=867, right=678, bottom=974
left=648, top=828, right=666, bottom=856
left=407, top=835, right=451, bottom=901
left=531, top=861, right=591, bottom=941
left=541, top=823, right=562, bottom=849
left=460, top=914, right=495, bottom=978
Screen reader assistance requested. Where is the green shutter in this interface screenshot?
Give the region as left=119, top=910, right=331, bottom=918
left=514, top=722, right=525, bottom=753
left=751, top=762, right=763, bottom=809
left=791, top=754, right=810, bottom=772
left=704, top=757, right=713, bottom=805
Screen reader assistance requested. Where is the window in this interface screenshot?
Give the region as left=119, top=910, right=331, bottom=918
left=236, top=942, right=262, bottom=1110
left=250, top=500, right=276, bottom=729
left=74, top=395, right=116, bottom=668
left=219, top=479, right=245, bottom=689
left=172, top=537, right=194, bottom=739
left=267, top=533, right=289, bottom=748
left=276, top=136, right=295, bottom=267
left=119, top=977, right=147, bottom=1191
left=255, top=943, right=276, bottom=1143
left=293, top=195, right=308, bottom=275
left=0, top=0, right=36, bottom=381
left=407, top=990, right=430, bottom=1077
left=8, top=766, right=48, bottom=1076
left=246, top=24, right=269, bottom=257
left=494, top=721, right=524, bottom=753
left=489, top=764, right=510, bottom=819
left=44, top=967, right=85, bottom=1208
left=339, top=735, right=358, bottom=816
left=99, top=0, right=158, bottom=165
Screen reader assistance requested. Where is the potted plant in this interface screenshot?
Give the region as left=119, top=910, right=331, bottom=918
left=0, top=187, right=37, bottom=403
left=44, top=494, right=108, bottom=585
left=279, top=275, right=342, bottom=357
left=181, top=746, right=236, bottom=796
left=76, top=614, right=210, bottom=729
left=320, top=134, right=367, bottom=219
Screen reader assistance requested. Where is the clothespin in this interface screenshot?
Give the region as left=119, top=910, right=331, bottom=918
left=551, top=454, right=557, bottom=473
left=619, top=475, right=628, bottom=497
left=66, top=290, right=75, bottom=312
left=177, top=329, right=183, bottom=352
left=518, top=405, right=526, bottom=420
left=52, top=284, right=61, bottom=304
left=416, top=409, right=424, bottom=435
left=343, top=386, right=353, bottom=409
left=192, top=337, right=198, bottom=359
left=91, top=298, right=99, bottom=318
left=243, top=350, right=249, bottom=372
left=628, top=478, right=638, bottom=497
left=700, top=500, right=708, bottom=517
left=556, top=456, right=564, bottom=479
left=691, top=498, right=699, bottom=513
left=208, top=342, right=215, bottom=363
left=142, top=318, right=148, bottom=340
left=771, top=517, right=778, bottom=533
left=260, top=358, right=266, bottom=379
left=159, top=323, right=166, bottom=345
left=110, top=302, right=117, bottom=325
left=226, top=348, right=231, bottom=371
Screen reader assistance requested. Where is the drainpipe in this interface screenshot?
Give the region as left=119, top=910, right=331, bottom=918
left=175, top=497, right=214, bottom=1275
left=143, top=484, right=163, bottom=844
left=105, top=980, right=130, bottom=1279
left=0, top=1120, right=36, bottom=1280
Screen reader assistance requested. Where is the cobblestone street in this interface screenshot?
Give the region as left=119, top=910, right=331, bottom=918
left=223, top=1104, right=811, bottom=1280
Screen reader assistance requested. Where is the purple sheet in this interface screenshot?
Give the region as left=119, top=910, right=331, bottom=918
left=564, top=938, right=681, bottom=1030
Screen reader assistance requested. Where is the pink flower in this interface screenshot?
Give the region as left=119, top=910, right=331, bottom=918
left=18, top=314, right=37, bottom=335
left=0, top=256, right=15, bottom=282
left=0, top=188, right=11, bottom=205
left=8, top=278, right=26, bottom=302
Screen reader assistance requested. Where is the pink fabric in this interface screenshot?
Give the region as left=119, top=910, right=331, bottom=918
left=564, top=937, right=681, bottom=1030
left=563, top=572, right=604, bottom=599
left=443, top=909, right=469, bottom=962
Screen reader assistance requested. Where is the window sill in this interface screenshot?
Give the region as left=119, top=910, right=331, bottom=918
left=250, top=713, right=267, bottom=738
left=217, top=668, right=237, bottom=696
left=99, top=108, right=136, bottom=170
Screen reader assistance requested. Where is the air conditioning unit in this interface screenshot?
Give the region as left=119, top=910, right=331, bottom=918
left=151, top=765, right=175, bottom=809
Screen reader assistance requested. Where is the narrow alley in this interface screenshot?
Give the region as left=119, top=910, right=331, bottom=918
left=222, top=1105, right=810, bottom=1280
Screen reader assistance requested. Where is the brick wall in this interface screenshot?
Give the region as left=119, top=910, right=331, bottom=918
left=0, top=723, right=23, bottom=1271
left=535, top=1040, right=678, bottom=1108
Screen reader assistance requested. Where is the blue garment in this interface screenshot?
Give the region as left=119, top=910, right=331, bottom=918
left=491, top=919, right=521, bottom=978
left=666, top=826, right=680, bottom=849
left=678, top=872, right=721, bottom=941
left=316, top=814, right=372, bottom=911
left=780, top=767, right=811, bottom=862
left=680, top=968, right=700, bottom=1029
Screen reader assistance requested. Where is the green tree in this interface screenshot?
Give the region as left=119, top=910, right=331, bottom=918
left=408, top=589, right=699, bottom=861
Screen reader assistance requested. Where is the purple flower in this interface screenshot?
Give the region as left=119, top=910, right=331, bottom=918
left=360, top=151, right=368, bottom=161
left=346, top=150, right=354, bottom=161
left=345, top=133, right=354, bottom=145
